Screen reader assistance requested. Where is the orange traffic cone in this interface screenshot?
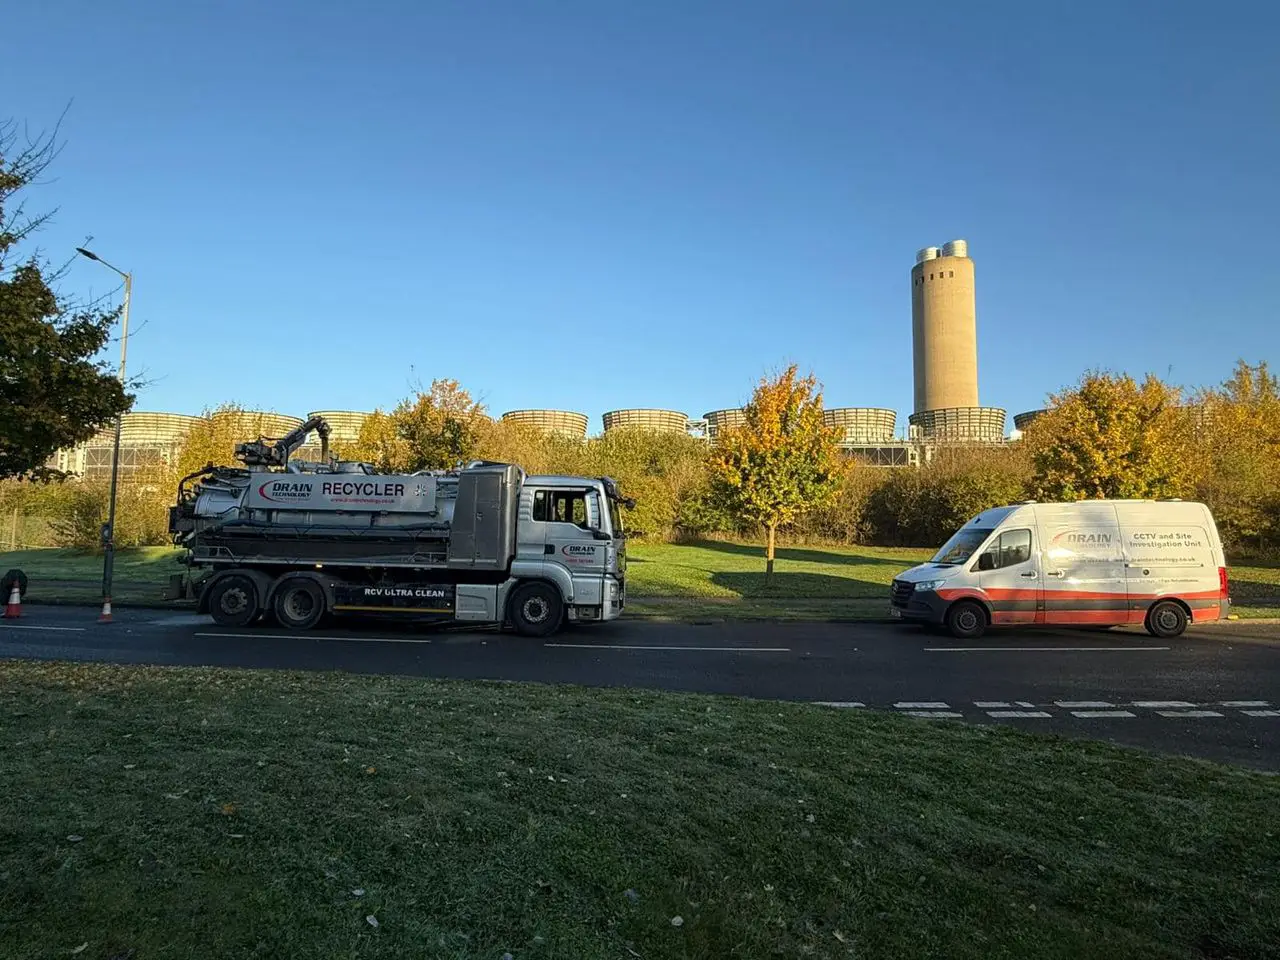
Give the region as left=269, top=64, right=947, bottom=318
left=98, top=597, right=113, bottom=623
left=3, top=582, right=21, bottom=619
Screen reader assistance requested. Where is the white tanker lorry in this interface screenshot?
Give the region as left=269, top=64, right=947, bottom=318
left=164, top=415, right=630, bottom=636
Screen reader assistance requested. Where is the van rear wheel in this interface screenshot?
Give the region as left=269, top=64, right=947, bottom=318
left=946, top=601, right=987, bottom=640
left=1145, top=600, right=1188, bottom=639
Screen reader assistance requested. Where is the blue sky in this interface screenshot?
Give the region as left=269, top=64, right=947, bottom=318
left=6, top=0, right=1277, bottom=433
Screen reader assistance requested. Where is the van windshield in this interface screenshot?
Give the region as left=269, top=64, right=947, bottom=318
left=931, top=528, right=992, bottom=565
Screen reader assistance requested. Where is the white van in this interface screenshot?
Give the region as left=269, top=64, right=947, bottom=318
left=890, top=500, right=1229, bottom=639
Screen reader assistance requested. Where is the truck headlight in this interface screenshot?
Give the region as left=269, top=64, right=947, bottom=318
left=608, top=580, right=619, bottom=597
left=915, top=579, right=948, bottom=592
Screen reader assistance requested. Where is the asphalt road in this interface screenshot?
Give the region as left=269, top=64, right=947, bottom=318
left=3, top=606, right=1278, bottom=770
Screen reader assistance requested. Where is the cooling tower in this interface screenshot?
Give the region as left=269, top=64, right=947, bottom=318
left=912, top=239, right=979, bottom=413
left=307, top=410, right=371, bottom=446
left=703, top=408, right=747, bottom=441
left=208, top=410, right=305, bottom=442
left=1012, top=409, right=1046, bottom=432
left=908, top=407, right=1006, bottom=443
left=823, top=408, right=897, bottom=446
left=81, top=411, right=202, bottom=479
left=601, top=409, right=690, bottom=434
left=500, top=409, right=589, bottom=438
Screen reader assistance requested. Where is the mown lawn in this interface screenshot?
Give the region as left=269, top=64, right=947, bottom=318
left=1, top=541, right=1277, bottom=620
left=1, top=660, right=1277, bottom=960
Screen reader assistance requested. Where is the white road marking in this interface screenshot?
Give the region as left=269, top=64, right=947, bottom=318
left=1015, top=701, right=1036, bottom=708
left=974, top=701, right=1011, bottom=708
left=815, top=701, right=865, bottom=708
left=0, top=624, right=87, bottom=632
left=1055, top=700, right=1114, bottom=708
left=1221, top=701, right=1270, bottom=708
left=926, top=646, right=1170, bottom=653
left=1133, top=701, right=1195, bottom=708
left=987, top=710, right=1052, bottom=718
left=894, top=701, right=950, bottom=709
left=1242, top=710, right=1280, bottom=718
left=194, top=631, right=433, bottom=644
left=1156, top=710, right=1224, bottom=718
left=904, top=711, right=963, bottom=718
left=545, top=643, right=791, bottom=652
left=1072, top=710, right=1136, bottom=718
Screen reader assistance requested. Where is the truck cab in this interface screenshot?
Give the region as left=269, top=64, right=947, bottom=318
left=512, top=475, right=626, bottom=627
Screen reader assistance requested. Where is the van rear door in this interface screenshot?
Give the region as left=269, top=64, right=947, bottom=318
left=1119, top=506, right=1222, bottom=623
left=1034, top=503, right=1128, bottom=625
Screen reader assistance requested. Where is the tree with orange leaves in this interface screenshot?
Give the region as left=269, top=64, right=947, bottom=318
left=707, top=365, right=842, bottom=575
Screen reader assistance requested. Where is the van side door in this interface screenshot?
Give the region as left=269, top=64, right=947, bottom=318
left=1035, top=503, right=1127, bottom=625
left=973, top=527, right=1039, bottom=624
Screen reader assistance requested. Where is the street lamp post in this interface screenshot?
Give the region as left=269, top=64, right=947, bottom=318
left=75, top=247, right=131, bottom=618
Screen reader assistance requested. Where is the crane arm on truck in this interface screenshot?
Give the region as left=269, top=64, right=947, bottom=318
left=235, top=415, right=332, bottom=468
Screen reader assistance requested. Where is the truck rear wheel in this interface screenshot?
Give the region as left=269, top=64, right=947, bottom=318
left=509, top=582, right=563, bottom=638
left=208, top=575, right=261, bottom=628
left=1145, top=600, right=1188, bottom=638
left=273, top=577, right=326, bottom=630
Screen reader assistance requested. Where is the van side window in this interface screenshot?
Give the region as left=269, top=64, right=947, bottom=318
left=981, top=529, right=1032, bottom=569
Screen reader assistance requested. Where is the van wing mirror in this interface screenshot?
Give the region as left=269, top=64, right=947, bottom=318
left=977, top=552, right=996, bottom=572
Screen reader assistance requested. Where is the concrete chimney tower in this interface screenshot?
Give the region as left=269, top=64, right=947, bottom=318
left=911, top=239, right=978, bottom=413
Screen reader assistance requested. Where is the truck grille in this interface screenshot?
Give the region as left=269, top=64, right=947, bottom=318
left=890, top=579, right=914, bottom=606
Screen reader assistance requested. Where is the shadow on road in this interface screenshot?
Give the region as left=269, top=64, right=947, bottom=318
left=682, top=539, right=916, bottom=568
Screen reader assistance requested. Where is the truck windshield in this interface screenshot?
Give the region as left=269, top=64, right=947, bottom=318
left=931, top=528, right=992, bottom=565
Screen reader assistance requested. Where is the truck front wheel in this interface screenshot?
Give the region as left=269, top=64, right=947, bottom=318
left=273, top=577, right=326, bottom=630
left=509, top=582, right=564, bottom=638
left=208, top=575, right=261, bottom=628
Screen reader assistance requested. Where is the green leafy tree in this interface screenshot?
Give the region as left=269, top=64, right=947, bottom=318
left=1027, top=371, right=1187, bottom=501
left=353, top=380, right=489, bottom=472
left=707, top=365, right=842, bottom=573
left=1186, top=360, right=1280, bottom=553
left=0, top=118, right=131, bottom=477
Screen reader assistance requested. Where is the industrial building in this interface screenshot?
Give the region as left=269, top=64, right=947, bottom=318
left=601, top=409, right=690, bottom=434
left=499, top=409, right=590, bottom=438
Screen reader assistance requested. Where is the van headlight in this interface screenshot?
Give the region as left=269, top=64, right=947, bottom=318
left=915, top=579, right=948, bottom=592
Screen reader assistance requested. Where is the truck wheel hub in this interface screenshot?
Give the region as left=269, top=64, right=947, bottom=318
left=1155, top=607, right=1179, bottom=630
left=284, top=590, right=314, bottom=619
left=221, top=589, right=248, bottom=615
left=522, top=597, right=549, bottom=623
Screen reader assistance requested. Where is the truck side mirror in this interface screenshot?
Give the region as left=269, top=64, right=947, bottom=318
left=977, top=552, right=995, bottom=572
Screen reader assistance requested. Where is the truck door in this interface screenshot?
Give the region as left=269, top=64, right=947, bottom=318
left=533, top=488, right=607, bottom=608
left=974, top=527, right=1039, bottom=624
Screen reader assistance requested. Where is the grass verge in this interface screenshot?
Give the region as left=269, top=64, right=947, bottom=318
left=1, top=660, right=1277, bottom=959
left=1, top=541, right=1277, bottom=620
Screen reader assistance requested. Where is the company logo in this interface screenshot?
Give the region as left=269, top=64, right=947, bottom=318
left=320, top=481, right=405, bottom=498
left=1051, top=531, right=1112, bottom=546
left=562, top=544, right=597, bottom=557
left=258, top=480, right=313, bottom=502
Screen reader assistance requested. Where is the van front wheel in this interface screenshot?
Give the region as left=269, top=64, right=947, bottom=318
left=1145, top=600, right=1188, bottom=639
left=946, top=601, right=988, bottom=640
